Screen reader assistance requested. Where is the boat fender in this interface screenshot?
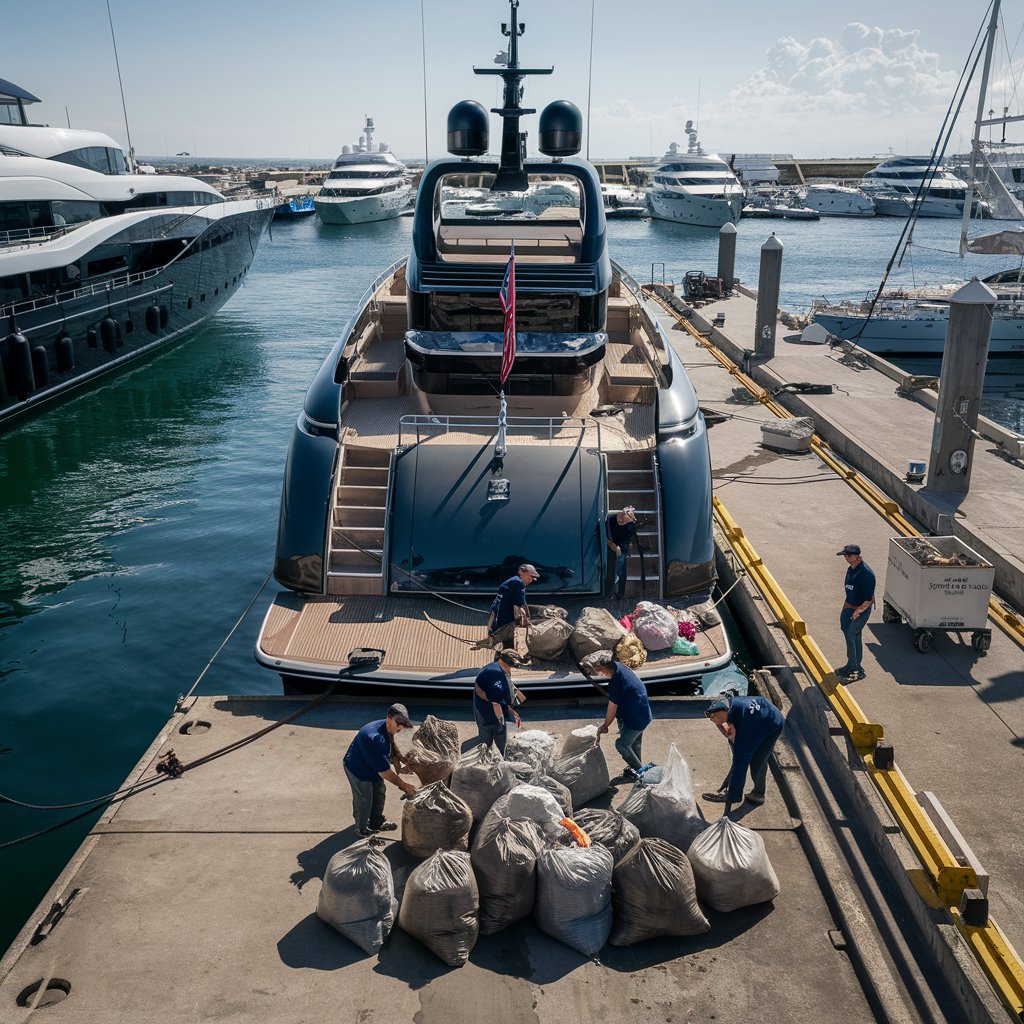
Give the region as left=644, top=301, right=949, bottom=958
left=31, top=346, right=50, bottom=389
left=115, top=320, right=124, bottom=347
left=6, top=328, right=35, bottom=399
left=145, top=305, right=161, bottom=334
left=100, top=317, right=117, bottom=353
left=159, top=304, right=169, bottom=329
left=86, top=328, right=99, bottom=349
left=55, top=333, right=75, bottom=372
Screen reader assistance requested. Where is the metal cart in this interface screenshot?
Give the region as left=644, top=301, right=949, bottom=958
left=882, top=536, right=994, bottom=654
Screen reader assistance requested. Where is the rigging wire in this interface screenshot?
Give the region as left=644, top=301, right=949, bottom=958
left=852, top=12, right=989, bottom=342
left=104, top=0, right=136, bottom=173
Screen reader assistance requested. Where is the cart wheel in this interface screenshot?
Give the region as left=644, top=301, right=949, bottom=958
left=971, top=631, right=991, bottom=653
left=882, top=601, right=900, bottom=624
left=914, top=630, right=934, bottom=654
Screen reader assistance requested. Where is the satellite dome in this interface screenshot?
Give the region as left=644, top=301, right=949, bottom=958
left=447, top=100, right=489, bottom=156
left=538, top=100, right=582, bottom=157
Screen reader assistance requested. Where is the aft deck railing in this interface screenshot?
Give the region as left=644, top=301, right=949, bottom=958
left=0, top=223, right=74, bottom=250
left=398, top=413, right=599, bottom=449
left=0, top=268, right=164, bottom=320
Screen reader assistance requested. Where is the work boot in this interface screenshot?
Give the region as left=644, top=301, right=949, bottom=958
left=744, top=791, right=765, bottom=805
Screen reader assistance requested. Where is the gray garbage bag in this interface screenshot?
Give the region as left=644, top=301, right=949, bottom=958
left=451, top=743, right=516, bottom=823
left=395, top=715, right=460, bottom=784
left=533, top=773, right=573, bottom=816
left=610, top=837, right=709, bottom=945
left=569, top=607, right=627, bottom=661
left=550, top=743, right=610, bottom=808
left=527, top=616, right=574, bottom=660
left=477, top=782, right=565, bottom=841
left=560, top=724, right=600, bottom=758
left=398, top=850, right=479, bottom=966
left=505, top=759, right=536, bottom=783
left=619, top=744, right=707, bottom=852
left=565, top=807, right=640, bottom=866
left=505, top=729, right=558, bottom=773
left=316, top=841, right=397, bottom=954
left=471, top=816, right=545, bottom=934
left=401, top=780, right=473, bottom=858
left=687, top=816, right=780, bottom=912
left=535, top=845, right=614, bottom=956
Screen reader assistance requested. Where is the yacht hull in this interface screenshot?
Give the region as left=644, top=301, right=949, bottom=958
left=0, top=202, right=274, bottom=429
left=647, top=190, right=741, bottom=228
left=812, top=310, right=1024, bottom=355
left=314, top=189, right=412, bottom=225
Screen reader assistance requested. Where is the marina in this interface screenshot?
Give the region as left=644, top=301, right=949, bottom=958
left=3, top=1, right=1024, bottom=1021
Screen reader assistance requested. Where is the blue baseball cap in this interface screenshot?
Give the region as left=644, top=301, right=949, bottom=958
left=704, top=699, right=730, bottom=717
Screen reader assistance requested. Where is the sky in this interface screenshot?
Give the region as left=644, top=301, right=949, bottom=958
left=3, top=0, right=1023, bottom=162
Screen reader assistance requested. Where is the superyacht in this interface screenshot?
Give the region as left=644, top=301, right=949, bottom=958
left=256, top=2, right=730, bottom=692
left=314, top=117, right=413, bottom=225
left=0, top=78, right=273, bottom=429
left=646, top=122, right=744, bottom=228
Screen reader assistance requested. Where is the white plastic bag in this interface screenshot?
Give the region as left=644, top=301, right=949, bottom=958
left=631, top=602, right=678, bottom=652
left=686, top=815, right=780, bottom=912
left=505, top=729, right=558, bottom=773
left=477, top=783, right=565, bottom=841
left=619, top=743, right=707, bottom=852
left=561, top=724, right=599, bottom=758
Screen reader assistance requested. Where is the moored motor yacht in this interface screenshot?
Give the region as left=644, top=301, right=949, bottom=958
left=314, top=117, right=413, bottom=225
left=801, top=183, right=875, bottom=217
left=861, top=156, right=986, bottom=218
left=256, top=2, right=731, bottom=692
left=0, top=78, right=273, bottom=429
left=646, top=122, right=744, bottom=228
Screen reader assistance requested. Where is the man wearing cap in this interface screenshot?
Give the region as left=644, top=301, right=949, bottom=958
left=482, top=563, right=540, bottom=649
left=473, top=648, right=527, bottom=755
left=837, top=543, right=876, bottom=682
left=343, top=704, right=418, bottom=837
left=702, top=695, right=784, bottom=811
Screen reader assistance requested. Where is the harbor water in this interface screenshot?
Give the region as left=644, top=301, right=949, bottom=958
left=1, top=211, right=1022, bottom=952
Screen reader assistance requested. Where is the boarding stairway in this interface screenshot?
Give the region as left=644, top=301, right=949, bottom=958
left=605, top=450, right=663, bottom=599
left=327, top=446, right=390, bottom=595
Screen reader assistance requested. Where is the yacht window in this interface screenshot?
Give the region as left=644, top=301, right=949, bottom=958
left=51, top=200, right=103, bottom=225
left=1, top=101, right=25, bottom=126
left=0, top=274, right=29, bottom=305
left=0, top=201, right=53, bottom=232
left=327, top=168, right=403, bottom=179
left=85, top=246, right=130, bottom=277
left=52, top=146, right=127, bottom=175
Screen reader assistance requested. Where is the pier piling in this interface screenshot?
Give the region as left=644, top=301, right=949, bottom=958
left=717, top=222, right=737, bottom=293
left=754, top=233, right=783, bottom=359
left=926, top=277, right=996, bottom=494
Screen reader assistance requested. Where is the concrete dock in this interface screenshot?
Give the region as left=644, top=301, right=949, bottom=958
left=0, top=698, right=963, bottom=1023
left=651, top=287, right=1024, bottom=962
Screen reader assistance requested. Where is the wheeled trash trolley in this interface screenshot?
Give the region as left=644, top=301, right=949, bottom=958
left=882, top=536, right=994, bottom=653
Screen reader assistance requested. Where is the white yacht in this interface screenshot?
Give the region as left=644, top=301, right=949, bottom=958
left=314, top=117, right=412, bottom=225
left=646, top=121, right=744, bottom=228
left=861, top=157, right=983, bottom=218
left=801, top=183, right=875, bottom=217
left=600, top=182, right=648, bottom=218
left=0, top=78, right=273, bottom=429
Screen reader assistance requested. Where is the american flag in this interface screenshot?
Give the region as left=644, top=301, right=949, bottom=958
left=499, top=242, right=516, bottom=384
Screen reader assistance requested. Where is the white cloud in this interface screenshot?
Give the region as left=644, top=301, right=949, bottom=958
left=702, top=24, right=963, bottom=154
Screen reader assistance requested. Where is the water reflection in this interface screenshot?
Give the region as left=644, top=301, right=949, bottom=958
left=0, top=324, right=268, bottom=620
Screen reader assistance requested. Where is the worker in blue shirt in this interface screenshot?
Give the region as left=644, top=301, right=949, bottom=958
left=343, top=703, right=418, bottom=837
left=702, top=695, right=784, bottom=812
left=837, top=543, right=876, bottom=681
left=590, top=650, right=653, bottom=779
left=606, top=507, right=638, bottom=599
left=473, top=648, right=527, bottom=755
left=478, top=563, right=540, bottom=649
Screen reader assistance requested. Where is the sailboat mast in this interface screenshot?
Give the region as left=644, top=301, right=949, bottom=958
left=960, top=0, right=1002, bottom=257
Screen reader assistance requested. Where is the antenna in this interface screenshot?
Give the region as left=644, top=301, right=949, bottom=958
left=105, top=0, right=136, bottom=172
left=585, top=0, right=596, bottom=160
left=420, top=0, right=429, bottom=162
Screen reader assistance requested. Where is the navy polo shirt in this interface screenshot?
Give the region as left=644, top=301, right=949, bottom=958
left=607, top=661, right=653, bottom=731
left=844, top=561, right=876, bottom=607
left=343, top=719, right=392, bottom=782
left=474, top=661, right=513, bottom=727
left=490, top=575, right=526, bottom=631
left=725, top=696, right=785, bottom=803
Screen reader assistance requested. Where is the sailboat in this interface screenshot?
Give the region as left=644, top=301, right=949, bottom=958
left=810, top=0, right=1024, bottom=357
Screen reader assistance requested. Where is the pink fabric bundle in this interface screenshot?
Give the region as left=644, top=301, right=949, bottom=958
left=678, top=620, right=696, bottom=642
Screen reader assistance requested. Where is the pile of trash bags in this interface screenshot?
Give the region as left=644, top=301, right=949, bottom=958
left=320, top=721, right=780, bottom=966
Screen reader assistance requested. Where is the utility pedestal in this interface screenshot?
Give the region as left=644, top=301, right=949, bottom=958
left=926, top=277, right=996, bottom=494
left=717, top=222, right=737, bottom=293
left=754, top=234, right=783, bottom=359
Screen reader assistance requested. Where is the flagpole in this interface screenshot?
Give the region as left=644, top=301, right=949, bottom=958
left=496, top=389, right=508, bottom=457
